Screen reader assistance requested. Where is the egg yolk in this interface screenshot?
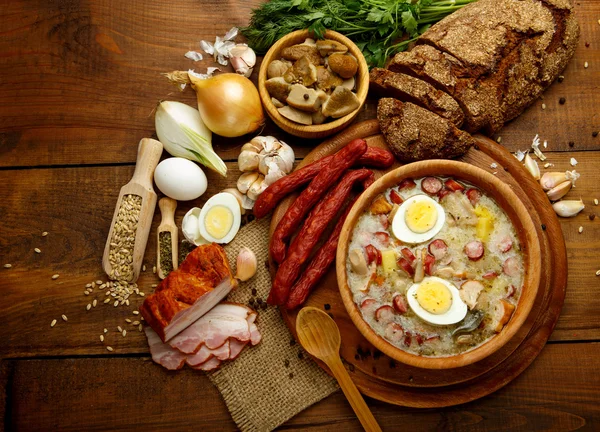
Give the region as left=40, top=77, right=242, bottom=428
left=204, top=205, right=233, bottom=239
left=415, top=280, right=452, bottom=314
left=405, top=200, right=438, bottom=233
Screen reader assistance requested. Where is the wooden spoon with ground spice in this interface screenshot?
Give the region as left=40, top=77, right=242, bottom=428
left=157, top=197, right=178, bottom=279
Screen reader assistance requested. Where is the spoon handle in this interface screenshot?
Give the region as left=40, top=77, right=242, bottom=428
left=327, top=356, right=382, bottom=432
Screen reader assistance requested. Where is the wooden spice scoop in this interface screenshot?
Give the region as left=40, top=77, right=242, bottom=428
left=102, top=138, right=163, bottom=282
left=157, top=197, right=178, bottom=279
left=296, top=307, right=382, bottom=432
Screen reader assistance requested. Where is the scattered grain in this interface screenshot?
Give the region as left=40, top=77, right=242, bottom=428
left=578, top=226, right=583, bottom=233
left=93, top=299, right=97, bottom=307
left=86, top=304, right=91, bottom=311
left=104, top=328, right=108, bottom=333
left=557, top=75, right=564, bottom=83
left=143, top=264, right=146, bottom=272
left=113, top=300, right=119, bottom=307
left=84, top=291, right=90, bottom=296
left=34, top=248, right=41, bottom=254
left=139, top=292, right=145, bottom=297
left=96, top=280, right=103, bottom=285
left=125, top=318, right=132, bottom=323
left=133, top=321, right=140, bottom=326
left=152, top=266, right=156, bottom=274
left=61, top=314, right=68, bottom=322
left=133, top=311, right=139, bottom=315
left=42, top=231, right=48, bottom=236
left=86, top=283, right=92, bottom=288
left=100, top=335, right=104, bottom=342
left=584, top=62, right=589, bottom=69
left=4, top=264, right=12, bottom=269
left=496, top=136, right=502, bottom=143
left=106, top=346, right=113, bottom=352
left=50, top=319, right=57, bottom=327
left=594, top=199, right=598, bottom=206
left=151, top=284, right=157, bottom=288
left=139, top=324, right=143, bottom=332
left=52, top=274, right=60, bottom=280
left=596, top=269, right=600, bottom=276
left=541, top=103, right=546, bottom=110
left=122, top=330, right=127, bottom=337
left=104, top=298, right=110, bottom=304
left=117, top=326, right=123, bottom=332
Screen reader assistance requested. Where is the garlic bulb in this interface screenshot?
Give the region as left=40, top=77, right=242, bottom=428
left=236, top=135, right=295, bottom=208
left=235, top=247, right=257, bottom=281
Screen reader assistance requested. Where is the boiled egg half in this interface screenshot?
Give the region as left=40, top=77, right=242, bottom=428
left=197, top=193, right=241, bottom=244
left=392, top=194, right=445, bottom=244
left=406, top=276, right=467, bottom=325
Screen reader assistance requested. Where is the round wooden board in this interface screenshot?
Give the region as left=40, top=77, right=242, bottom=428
left=269, top=123, right=567, bottom=408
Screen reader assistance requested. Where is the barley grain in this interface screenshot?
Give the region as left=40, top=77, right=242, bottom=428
left=117, top=326, right=123, bottom=332
left=84, top=291, right=90, bottom=296
left=106, top=346, right=113, bottom=352
left=125, top=319, right=132, bottom=323
left=104, top=298, right=110, bottom=304
left=50, top=319, right=57, bottom=327
left=133, top=311, right=139, bottom=315
left=133, top=321, right=140, bottom=326
left=139, top=324, right=143, bottom=332
left=153, top=266, right=156, bottom=274
left=4, top=264, right=12, bottom=269
left=594, top=199, right=598, bottom=206
left=100, top=335, right=104, bottom=342
left=86, top=304, right=91, bottom=311
left=578, top=226, right=583, bottom=233
left=93, top=299, right=97, bottom=307
left=143, top=265, right=146, bottom=272
left=86, top=283, right=92, bottom=288
left=114, top=300, right=119, bottom=307
left=541, top=103, right=546, bottom=110
left=584, top=62, right=589, bottom=68
left=96, top=280, right=103, bottom=285
left=596, top=270, right=600, bottom=276
left=104, top=328, right=108, bottom=333
left=52, top=274, right=59, bottom=280
left=122, top=330, right=127, bottom=337
left=34, top=248, right=41, bottom=254
left=61, top=314, right=68, bottom=322
left=42, top=231, right=48, bottom=237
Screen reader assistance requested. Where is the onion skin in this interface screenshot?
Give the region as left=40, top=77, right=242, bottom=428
left=189, top=73, right=265, bottom=138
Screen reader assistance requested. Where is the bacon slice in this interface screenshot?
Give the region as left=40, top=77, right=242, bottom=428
left=229, top=339, right=248, bottom=360
left=186, top=341, right=231, bottom=367
left=145, top=327, right=186, bottom=371
left=141, top=244, right=237, bottom=342
left=190, top=357, right=221, bottom=371
left=169, top=303, right=252, bottom=354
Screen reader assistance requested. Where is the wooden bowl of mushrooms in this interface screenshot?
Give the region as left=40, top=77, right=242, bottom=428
left=258, top=29, right=369, bottom=139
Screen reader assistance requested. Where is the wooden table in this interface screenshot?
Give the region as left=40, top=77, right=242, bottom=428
left=1, top=1, right=599, bottom=430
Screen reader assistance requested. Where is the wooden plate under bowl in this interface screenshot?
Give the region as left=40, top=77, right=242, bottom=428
left=270, top=121, right=568, bottom=407
left=336, top=160, right=541, bottom=369
left=257, top=29, right=369, bottom=139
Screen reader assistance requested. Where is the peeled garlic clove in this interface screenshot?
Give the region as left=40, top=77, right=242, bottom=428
left=546, top=180, right=572, bottom=201
left=237, top=171, right=259, bottom=194
left=221, top=188, right=246, bottom=215
left=247, top=174, right=266, bottom=201
left=238, top=150, right=260, bottom=172
left=524, top=153, right=540, bottom=180
left=552, top=199, right=585, bottom=217
left=540, top=172, right=567, bottom=190
left=235, top=247, right=257, bottom=281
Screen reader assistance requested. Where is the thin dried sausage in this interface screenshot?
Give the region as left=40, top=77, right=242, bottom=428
left=466, top=188, right=482, bottom=206
left=269, top=169, right=372, bottom=305
left=392, top=295, right=408, bottom=314
left=428, top=239, right=448, bottom=259
left=375, top=305, right=395, bottom=323
left=502, top=257, right=520, bottom=276
left=270, top=139, right=368, bottom=263
left=254, top=145, right=392, bottom=218
left=445, top=178, right=465, bottom=192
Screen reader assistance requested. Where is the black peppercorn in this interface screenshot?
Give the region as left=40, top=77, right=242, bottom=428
left=324, top=303, right=331, bottom=310
left=558, top=76, right=564, bottom=83
left=559, top=97, right=566, bottom=105
left=593, top=131, right=599, bottom=137
left=349, top=364, right=355, bottom=372
left=289, top=372, right=294, bottom=379
left=290, top=338, right=296, bottom=346
left=303, top=93, right=309, bottom=100
left=589, top=214, right=596, bottom=221
left=568, top=141, right=575, bottom=148
left=389, top=360, right=396, bottom=368
left=251, top=288, right=257, bottom=296
left=585, top=42, right=590, bottom=47
left=541, top=224, right=547, bottom=231
left=298, top=351, right=304, bottom=360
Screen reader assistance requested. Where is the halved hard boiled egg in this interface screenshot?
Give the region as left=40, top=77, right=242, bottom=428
left=406, top=276, right=467, bottom=325
left=197, top=193, right=241, bottom=244
left=392, top=194, right=445, bottom=244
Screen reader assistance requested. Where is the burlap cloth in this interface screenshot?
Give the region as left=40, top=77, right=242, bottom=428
left=215, top=217, right=339, bottom=432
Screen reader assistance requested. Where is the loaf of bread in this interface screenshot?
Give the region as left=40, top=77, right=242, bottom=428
left=387, top=0, right=579, bottom=135
left=377, top=98, right=474, bottom=162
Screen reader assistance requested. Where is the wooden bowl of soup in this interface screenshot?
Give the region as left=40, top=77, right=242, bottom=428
left=337, top=160, right=541, bottom=369
left=258, top=29, right=369, bottom=139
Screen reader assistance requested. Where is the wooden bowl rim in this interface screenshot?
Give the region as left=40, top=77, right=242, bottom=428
left=257, top=29, right=369, bottom=137
left=336, top=160, right=542, bottom=369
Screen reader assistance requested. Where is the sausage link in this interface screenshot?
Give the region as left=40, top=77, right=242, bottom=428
left=253, top=145, right=391, bottom=218
left=269, top=169, right=372, bottom=305
left=422, top=177, right=443, bottom=195
left=284, top=198, right=357, bottom=309
left=464, top=240, right=484, bottom=261
left=270, top=139, right=368, bottom=264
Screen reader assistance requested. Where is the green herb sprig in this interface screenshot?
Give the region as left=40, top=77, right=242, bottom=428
left=242, top=0, right=477, bottom=68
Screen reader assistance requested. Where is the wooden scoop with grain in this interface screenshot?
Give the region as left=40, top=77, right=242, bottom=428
left=102, top=138, right=163, bottom=282
left=296, top=307, right=382, bottom=432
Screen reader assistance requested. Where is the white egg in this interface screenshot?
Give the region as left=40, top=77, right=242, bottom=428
left=198, top=193, right=241, bottom=244
left=406, top=276, right=468, bottom=326
left=392, top=194, right=445, bottom=244
left=154, top=157, right=208, bottom=201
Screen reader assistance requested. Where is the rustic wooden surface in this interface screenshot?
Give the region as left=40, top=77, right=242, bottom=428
left=1, top=0, right=600, bottom=430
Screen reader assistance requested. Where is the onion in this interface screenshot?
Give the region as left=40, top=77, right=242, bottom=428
left=188, top=73, right=264, bottom=138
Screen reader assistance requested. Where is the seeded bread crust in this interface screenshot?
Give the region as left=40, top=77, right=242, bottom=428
left=370, top=68, right=465, bottom=127
left=386, top=0, right=579, bottom=134
left=377, top=98, right=474, bottom=162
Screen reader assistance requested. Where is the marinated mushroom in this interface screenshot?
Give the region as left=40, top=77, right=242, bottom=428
left=283, top=56, right=318, bottom=87
left=267, top=60, right=292, bottom=79
left=451, top=310, right=484, bottom=338
left=278, top=105, right=312, bottom=125
left=271, top=97, right=284, bottom=108
left=286, top=85, right=327, bottom=113
left=265, top=77, right=292, bottom=104
left=311, top=109, right=327, bottom=125
left=328, top=53, right=358, bottom=79
left=281, top=43, right=322, bottom=66
left=316, top=66, right=343, bottom=93
left=341, top=76, right=355, bottom=91
left=349, top=249, right=368, bottom=275
left=322, top=86, right=361, bottom=118
left=316, top=39, right=349, bottom=56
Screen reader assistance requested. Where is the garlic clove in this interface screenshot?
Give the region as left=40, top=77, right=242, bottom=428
left=247, top=138, right=264, bottom=153
left=565, top=170, right=580, bottom=187
left=221, top=188, right=246, bottom=215
left=241, top=195, right=255, bottom=210
left=264, top=162, right=286, bottom=186
left=247, top=174, right=266, bottom=201
left=540, top=172, right=567, bottom=190
left=552, top=199, right=585, bottom=217
left=238, top=150, right=260, bottom=172
left=237, top=171, right=259, bottom=194
left=524, top=153, right=540, bottom=180
left=258, top=155, right=271, bottom=176
left=229, top=44, right=256, bottom=68
left=235, top=247, right=257, bottom=281
left=277, top=142, right=295, bottom=173
left=546, top=180, right=572, bottom=201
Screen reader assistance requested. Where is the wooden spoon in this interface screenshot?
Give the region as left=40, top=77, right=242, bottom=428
left=102, top=138, right=163, bottom=282
left=296, top=307, right=382, bottom=432
left=157, top=197, right=178, bottom=280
